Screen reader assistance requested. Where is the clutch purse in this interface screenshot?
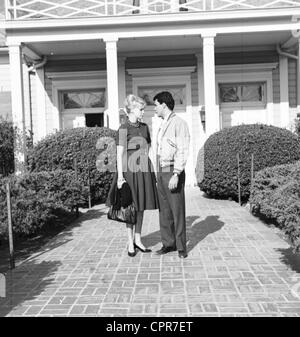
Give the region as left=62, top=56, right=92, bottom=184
left=107, top=203, right=137, bottom=225
left=107, top=181, right=137, bottom=225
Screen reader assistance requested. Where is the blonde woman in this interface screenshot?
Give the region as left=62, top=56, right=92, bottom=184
left=107, top=94, right=159, bottom=257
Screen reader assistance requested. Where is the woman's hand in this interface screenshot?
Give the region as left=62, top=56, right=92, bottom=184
left=117, top=177, right=126, bottom=189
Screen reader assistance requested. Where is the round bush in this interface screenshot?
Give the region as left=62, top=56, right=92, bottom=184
left=250, top=161, right=300, bottom=252
left=197, top=124, right=300, bottom=202
left=0, top=170, right=85, bottom=239
left=26, top=127, right=117, bottom=204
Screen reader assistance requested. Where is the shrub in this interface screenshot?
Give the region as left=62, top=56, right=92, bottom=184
left=197, top=124, right=300, bottom=202
left=294, top=117, right=300, bottom=137
left=0, top=118, right=35, bottom=178
left=0, top=119, right=14, bottom=177
left=250, top=161, right=300, bottom=252
left=26, top=127, right=117, bottom=204
left=0, top=170, right=88, bottom=239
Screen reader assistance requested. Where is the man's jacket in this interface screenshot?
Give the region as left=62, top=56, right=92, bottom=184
left=156, top=112, right=190, bottom=174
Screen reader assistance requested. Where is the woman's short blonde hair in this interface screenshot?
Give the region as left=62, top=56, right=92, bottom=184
left=124, top=94, right=146, bottom=115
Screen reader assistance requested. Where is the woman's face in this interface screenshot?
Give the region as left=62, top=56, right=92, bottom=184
left=131, top=104, right=145, bottom=121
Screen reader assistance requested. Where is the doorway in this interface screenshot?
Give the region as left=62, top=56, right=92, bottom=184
left=85, top=113, right=104, bottom=127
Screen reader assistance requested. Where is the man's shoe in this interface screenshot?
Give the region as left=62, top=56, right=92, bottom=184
left=178, top=251, right=188, bottom=259
left=156, top=246, right=176, bottom=255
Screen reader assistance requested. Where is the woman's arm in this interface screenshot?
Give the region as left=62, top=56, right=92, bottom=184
left=117, top=145, right=125, bottom=188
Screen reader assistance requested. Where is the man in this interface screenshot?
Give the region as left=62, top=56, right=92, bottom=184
left=153, top=91, right=190, bottom=259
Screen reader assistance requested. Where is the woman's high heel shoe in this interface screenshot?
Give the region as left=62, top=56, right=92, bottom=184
left=134, top=243, right=152, bottom=253
left=128, top=246, right=137, bottom=257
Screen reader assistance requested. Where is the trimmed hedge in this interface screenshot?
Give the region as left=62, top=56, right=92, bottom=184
left=197, top=124, right=300, bottom=202
left=0, top=170, right=88, bottom=239
left=26, top=127, right=117, bottom=204
left=250, top=161, right=300, bottom=252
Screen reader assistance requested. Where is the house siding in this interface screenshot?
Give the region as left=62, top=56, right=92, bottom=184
left=288, top=58, right=297, bottom=108
left=272, top=65, right=281, bottom=126
left=215, top=50, right=279, bottom=65
left=45, top=58, right=106, bottom=72
left=0, top=55, right=11, bottom=120
left=30, top=72, right=37, bottom=140
left=288, top=59, right=297, bottom=128
left=45, top=73, right=54, bottom=134
left=125, top=54, right=196, bottom=69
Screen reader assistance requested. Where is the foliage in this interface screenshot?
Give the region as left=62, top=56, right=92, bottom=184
left=0, top=119, right=14, bottom=177
left=294, top=117, right=300, bottom=137
left=0, top=118, right=35, bottom=178
left=0, top=170, right=88, bottom=239
left=197, top=124, right=300, bottom=202
left=250, top=161, right=300, bottom=252
left=26, top=127, right=117, bottom=204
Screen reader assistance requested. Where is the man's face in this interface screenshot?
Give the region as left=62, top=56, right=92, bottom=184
left=154, top=100, right=164, bottom=119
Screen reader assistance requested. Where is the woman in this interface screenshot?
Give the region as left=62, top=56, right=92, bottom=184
left=107, top=94, right=159, bottom=257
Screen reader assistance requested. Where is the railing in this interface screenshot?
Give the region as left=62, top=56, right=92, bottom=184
left=5, top=0, right=300, bottom=20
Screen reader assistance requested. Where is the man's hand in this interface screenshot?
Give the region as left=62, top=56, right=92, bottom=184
left=168, top=174, right=179, bottom=190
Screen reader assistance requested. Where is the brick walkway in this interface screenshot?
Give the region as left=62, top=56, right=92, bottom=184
left=1, top=187, right=300, bottom=317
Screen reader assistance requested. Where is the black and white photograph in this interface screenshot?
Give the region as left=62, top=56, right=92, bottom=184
left=0, top=0, right=300, bottom=323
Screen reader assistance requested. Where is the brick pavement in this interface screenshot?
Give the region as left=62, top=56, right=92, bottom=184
left=0, top=187, right=300, bottom=317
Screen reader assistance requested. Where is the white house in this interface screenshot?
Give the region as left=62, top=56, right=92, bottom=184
left=1, top=0, right=300, bottom=185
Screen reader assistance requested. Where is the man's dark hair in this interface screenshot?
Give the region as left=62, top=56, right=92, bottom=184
left=153, top=91, right=175, bottom=111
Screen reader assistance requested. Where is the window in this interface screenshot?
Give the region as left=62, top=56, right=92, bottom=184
left=62, top=89, right=106, bottom=109
left=219, top=82, right=265, bottom=104
left=138, top=85, right=186, bottom=107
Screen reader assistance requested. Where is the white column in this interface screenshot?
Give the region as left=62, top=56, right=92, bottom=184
left=8, top=44, right=26, bottom=174
left=170, top=0, right=179, bottom=12
left=140, top=0, right=148, bottom=14
left=279, top=55, right=289, bottom=128
left=104, top=37, right=119, bottom=130
left=24, top=65, right=32, bottom=134
left=202, top=34, right=219, bottom=136
left=35, top=67, right=47, bottom=142
left=118, top=56, right=126, bottom=109
left=297, top=39, right=300, bottom=113
left=196, top=53, right=204, bottom=109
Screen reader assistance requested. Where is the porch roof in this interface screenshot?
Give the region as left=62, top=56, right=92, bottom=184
left=22, top=31, right=296, bottom=60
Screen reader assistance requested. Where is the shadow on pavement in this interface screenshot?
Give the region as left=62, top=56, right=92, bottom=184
left=0, top=208, right=106, bottom=274
left=142, top=215, right=225, bottom=253
left=0, top=260, right=61, bottom=317
left=186, top=215, right=225, bottom=253
left=277, top=248, right=300, bottom=273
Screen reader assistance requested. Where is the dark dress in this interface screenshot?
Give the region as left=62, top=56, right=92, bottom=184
left=106, top=121, right=159, bottom=211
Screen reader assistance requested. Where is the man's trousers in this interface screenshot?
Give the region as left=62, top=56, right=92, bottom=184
left=156, top=168, right=186, bottom=252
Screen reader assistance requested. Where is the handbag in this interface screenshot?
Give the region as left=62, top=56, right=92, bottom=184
left=107, top=182, right=137, bottom=225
